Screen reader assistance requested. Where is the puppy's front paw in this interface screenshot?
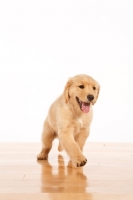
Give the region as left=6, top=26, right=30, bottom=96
left=75, top=155, right=87, bottom=167
left=37, top=153, right=48, bottom=160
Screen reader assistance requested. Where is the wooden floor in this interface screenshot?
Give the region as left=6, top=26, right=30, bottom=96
left=0, top=141, right=133, bottom=200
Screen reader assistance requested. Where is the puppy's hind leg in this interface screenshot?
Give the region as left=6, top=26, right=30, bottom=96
left=37, top=119, right=55, bottom=160
left=58, top=141, right=64, bottom=152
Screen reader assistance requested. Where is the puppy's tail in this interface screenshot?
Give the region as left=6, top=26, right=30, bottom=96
left=58, top=141, right=64, bottom=152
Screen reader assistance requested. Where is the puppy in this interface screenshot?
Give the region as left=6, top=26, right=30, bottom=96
left=37, top=74, right=100, bottom=167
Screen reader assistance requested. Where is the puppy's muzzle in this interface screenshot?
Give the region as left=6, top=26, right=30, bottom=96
left=87, top=95, right=94, bottom=102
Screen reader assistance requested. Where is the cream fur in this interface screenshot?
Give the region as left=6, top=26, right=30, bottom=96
left=37, top=74, right=100, bottom=167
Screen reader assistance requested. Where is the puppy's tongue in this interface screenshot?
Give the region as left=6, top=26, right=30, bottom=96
left=81, top=102, right=90, bottom=113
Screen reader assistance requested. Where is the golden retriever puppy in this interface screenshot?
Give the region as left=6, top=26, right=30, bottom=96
left=37, top=74, right=100, bottom=167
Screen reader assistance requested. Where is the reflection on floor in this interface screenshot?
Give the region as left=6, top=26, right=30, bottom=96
left=0, top=141, right=133, bottom=200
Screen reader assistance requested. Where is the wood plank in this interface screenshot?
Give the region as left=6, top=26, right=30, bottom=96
left=0, top=185, right=133, bottom=194
left=0, top=180, right=133, bottom=188
left=0, top=194, right=133, bottom=200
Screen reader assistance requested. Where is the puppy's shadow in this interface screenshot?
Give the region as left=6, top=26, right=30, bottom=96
left=37, top=155, right=92, bottom=197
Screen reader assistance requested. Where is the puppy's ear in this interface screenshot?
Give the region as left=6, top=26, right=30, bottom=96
left=93, top=85, right=100, bottom=105
left=64, top=79, right=73, bottom=103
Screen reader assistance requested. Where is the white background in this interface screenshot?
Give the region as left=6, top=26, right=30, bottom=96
left=0, top=0, right=133, bottom=142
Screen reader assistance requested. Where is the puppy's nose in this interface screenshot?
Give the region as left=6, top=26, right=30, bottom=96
left=87, top=95, right=94, bottom=101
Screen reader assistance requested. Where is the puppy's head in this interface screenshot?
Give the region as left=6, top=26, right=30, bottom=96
left=64, top=74, right=100, bottom=113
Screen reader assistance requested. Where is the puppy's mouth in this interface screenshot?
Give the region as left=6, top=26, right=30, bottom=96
left=76, top=97, right=90, bottom=113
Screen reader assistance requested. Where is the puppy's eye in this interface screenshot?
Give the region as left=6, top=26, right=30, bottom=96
left=93, top=86, right=96, bottom=90
left=79, top=85, right=84, bottom=89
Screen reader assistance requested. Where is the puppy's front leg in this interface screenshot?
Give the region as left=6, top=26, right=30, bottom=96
left=59, top=129, right=87, bottom=167
left=75, top=128, right=90, bottom=151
